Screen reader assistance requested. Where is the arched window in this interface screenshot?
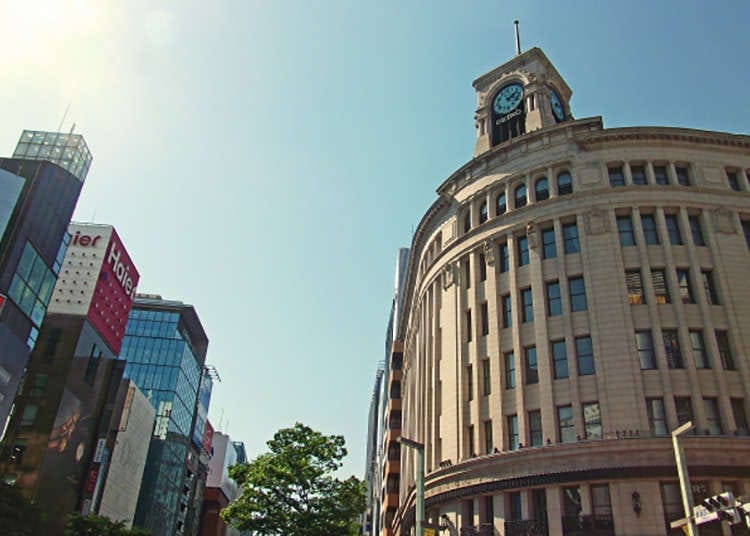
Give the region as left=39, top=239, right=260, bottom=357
left=557, top=171, right=573, bottom=195
left=535, top=177, right=549, bottom=201
left=479, top=201, right=488, bottom=224
left=496, top=193, right=506, bottom=215
left=464, top=211, right=471, bottom=233
left=515, top=184, right=527, bottom=208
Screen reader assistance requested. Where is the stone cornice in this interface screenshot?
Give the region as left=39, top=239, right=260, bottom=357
left=576, top=126, right=750, bottom=150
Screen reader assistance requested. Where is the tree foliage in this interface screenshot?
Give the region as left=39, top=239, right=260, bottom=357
left=221, top=422, right=366, bottom=536
left=64, top=513, right=151, bottom=536
left=0, top=482, right=43, bottom=536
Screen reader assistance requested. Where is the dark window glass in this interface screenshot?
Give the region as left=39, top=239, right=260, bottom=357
left=743, top=220, right=750, bottom=249
left=690, top=330, right=708, bottom=369
left=499, top=243, right=509, bottom=273
left=654, top=165, right=668, bottom=185
left=546, top=281, right=562, bottom=316
left=467, top=425, right=474, bottom=456
left=505, top=351, right=515, bottom=389
left=509, top=491, right=522, bottom=520
left=584, top=402, right=602, bottom=439
left=663, top=330, right=683, bottom=369
left=731, top=399, right=748, bottom=435
left=704, top=398, right=722, bottom=435
left=569, top=277, right=587, bottom=312
left=676, top=166, right=690, bottom=186
left=557, top=171, right=573, bottom=195
left=21, top=404, right=38, bottom=427
left=502, top=294, right=512, bottom=328
left=701, top=271, right=718, bottom=304
left=479, top=201, right=488, bottom=224
left=508, top=415, right=519, bottom=450
left=652, top=269, right=670, bottom=303
left=665, top=214, right=682, bottom=245
left=727, top=171, right=741, bottom=191
left=517, top=236, right=529, bottom=266
left=609, top=166, right=625, bottom=187
left=479, top=253, right=487, bottom=281
left=496, top=192, right=506, bottom=215
left=576, top=336, right=595, bottom=375
left=480, top=302, right=488, bottom=336
left=466, top=365, right=473, bottom=401
left=525, top=346, right=538, bottom=384
left=465, top=309, right=472, bottom=342
left=617, top=215, right=636, bottom=246
left=641, top=214, right=659, bottom=245
left=562, top=223, right=579, bottom=254
left=29, top=373, right=48, bottom=398
left=716, top=331, right=735, bottom=370
left=675, top=397, right=693, bottom=426
left=462, top=258, right=471, bottom=288
left=542, top=228, right=556, bottom=259
left=515, top=184, right=527, bottom=208
left=84, top=345, right=102, bottom=385
left=464, top=212, right=471, bottom=233
left=631, top=165, right=647, bottom=185
left=647, top=398, right=668, bottom=436
left=676, top=269, right=694, bottom=304
left=689, top=215, right=705, bottom=246
left=636, top=330, right=656, bottom=369
left=521, top=288, right=534, bottom=322
left=626, top=270, right=645, bottom=304
left=535, top=177, right=549, bottom=201
left=532, top=489, right=548, bottom=526
left=484, top=420, right=493, bottom=454
left=591, top=484, right=612, bottom=520
left=482, top=359, right=491, bottom=396
left=552, top=340, right=568, bottom=379
left=529, top=410, right=543, bottom=447
left=558, top=406, right=575, bottom=443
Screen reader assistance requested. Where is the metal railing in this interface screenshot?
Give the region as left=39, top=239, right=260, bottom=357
left=561, top=514, right=615, bottom=535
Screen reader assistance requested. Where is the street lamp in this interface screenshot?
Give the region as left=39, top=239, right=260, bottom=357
left=672, top=421, right=698, bottom=536
left=398, top=437, right=424, bottom=536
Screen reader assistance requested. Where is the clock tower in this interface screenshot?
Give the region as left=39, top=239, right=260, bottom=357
left=473, top=47, right=573, bottom=156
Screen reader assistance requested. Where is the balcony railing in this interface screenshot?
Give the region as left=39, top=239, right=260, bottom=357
left=459, top=523, right=495, bottom=536
left=504, top=519, right=549, bottom=536
left=561, top=514, right=614, bottom=536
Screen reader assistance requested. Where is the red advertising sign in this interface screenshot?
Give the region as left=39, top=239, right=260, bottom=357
left=202, top=420, right=215, bottom=455
left=0, top=294, right=6, bottom=314
left=85, top=467, right=99, bottom=494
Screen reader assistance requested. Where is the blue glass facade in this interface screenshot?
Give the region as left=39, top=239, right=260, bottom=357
left=119, top=298, right=208, bottom=536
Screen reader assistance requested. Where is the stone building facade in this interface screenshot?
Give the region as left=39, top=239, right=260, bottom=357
left=391, top=47, right=750, bottom=536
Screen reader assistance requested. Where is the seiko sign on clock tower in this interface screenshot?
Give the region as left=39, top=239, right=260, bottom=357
left=47, top=223, right=140, bottom=354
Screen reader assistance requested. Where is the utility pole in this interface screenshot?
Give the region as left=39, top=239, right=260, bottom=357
left=672, top=421, right=698, bottom=536
left=399, top=437, right=424, bottom=536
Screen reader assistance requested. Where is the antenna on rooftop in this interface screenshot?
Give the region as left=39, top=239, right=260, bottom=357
left=514, top=20, right=521, bottom=55
left=57, top=101, right=72, bottom=132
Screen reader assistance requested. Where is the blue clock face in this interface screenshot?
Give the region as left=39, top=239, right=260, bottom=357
left=493, top=84, right=524, bottom=115
left=549, top=88, right=565, bottom=121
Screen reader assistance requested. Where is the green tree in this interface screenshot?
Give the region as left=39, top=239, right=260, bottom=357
left=64, top=513, right=151, bottom=536
left=0, top=482, right=43, bottom=536
left=221, top=422, right=366, bottom=536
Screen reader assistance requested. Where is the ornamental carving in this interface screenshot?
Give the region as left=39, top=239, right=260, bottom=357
left=443, top=263, right=457, bottom=289
left=712, top=207, right=736, bottom=234
left=483, top=240, right=496, bottom=266
left=526, top=221, right=538, bottom=249
left=585, top=208, right=609, bottom=235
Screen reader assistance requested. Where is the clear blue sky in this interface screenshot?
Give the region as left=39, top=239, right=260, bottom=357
left=0, top=0, right=748, bottom=477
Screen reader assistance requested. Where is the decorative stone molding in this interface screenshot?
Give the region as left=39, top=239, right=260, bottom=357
left=712, top=207, right=736, bottom=234
left=483, top=240, right=496, bottom=266
left=443, top=263, right=458, bottom=289
left=585, top=207, right=609, bottom=235
left=526, top=221, right=538, bottom=249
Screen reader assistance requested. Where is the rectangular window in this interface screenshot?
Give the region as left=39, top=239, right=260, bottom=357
left=542, top=228, right=557, bottom=259
left=716, top=331, right=735, bottom=370
left=689, top=215, right=705, bottom=246
left=569, top=277, right=587, bottom=312
left=484, top=495, right=494, bottom=524
left=546, top=281, right=562, bottom=316
left=661, top=483, right=683, bottom=527
left=508, top=415, right=519, bottom=450
left=591, top=484, right=613, bottom=521
left=558, top=405, right=575, bottom=443
left=676, top=269, right=694, bottom=304
left=576, top=336, right=595, bottom=376
left=478, top=253, right=487, bottom=281
left=641, top=214, right=660, bottom=245
left=532, top=489, right=548, bottom=526
left=626, top=270, right=645, bottom=304
left=480, top=302, right=488, bottom=336
left=731, top=399, right=748, bottom=435
left=509, top=492, right=522, bottom=522
left=482, top=358, right=491, bottom=396
left=84, top=345, right=102, bottom=385
left=652, top=269, right=670, bottom=303
left=635, top=330, right=656, bottom=369
left=701, top=271, right=718, bottom=305
left=505, top=352, right=516, bottom=389
left=608, top=165, right=625, bottom=187
left=20, top=404, right=38, bottom=427
left=499, top=242, right=510, bottom=273
left=466, top=364, right=473, bottom=401
left=675, top=397, right=693, bottom=426
left=654, top=165, right=669, bottom=185
left=562, top=223, right=580, bottom=254
left=552, top=340, right=568, bottom=379
left=484, top=420, right=493, bottom=454
left=465, top=309, right=472, bottom=342
left=463, top=258, right=471, bottom=288
left=665, top=214, right=682, bottom=245
left=690, top=330, right=709, bottom=369
left=584, top=402, right=602, bottom=439
left=704, top=398, right=722, bottom=435
left=525, top=346, right=538, bottom=384
left=502, top=294, right=512, bottom=328
left=743, top=220, right=750, bottom=249
left=563, top=486, right=582, bottom=520
left=517, top=236, right=529, bottom=266
left=529, top=410, right=543, bottom=447
left=647, top=398, right=668, bottom=436
left=521, top=288, right=534, bottom=322
left=663, top=329, right=683, bottom=369
left=727, top=170, right=741, bottom=191
left=617, top=215, right=636, bottom=246
left=676, top=166, right=690, bottom=186
left=29, top=373, right=48, bottom=398
left=631, top=165, right=647, bottom=185
left=468, top=425, right=475, bottom=456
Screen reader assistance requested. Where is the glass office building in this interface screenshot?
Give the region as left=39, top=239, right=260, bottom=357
left=119, top=296, right=209, bottom=536
left=12, top=130, right=92, bottom=183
